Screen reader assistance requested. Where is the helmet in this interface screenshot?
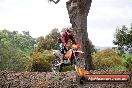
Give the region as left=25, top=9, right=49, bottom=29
left=65, top=27, right=73, bottom=33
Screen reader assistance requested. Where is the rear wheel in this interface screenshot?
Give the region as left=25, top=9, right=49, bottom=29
left=77, top=76, right=86, bottom=85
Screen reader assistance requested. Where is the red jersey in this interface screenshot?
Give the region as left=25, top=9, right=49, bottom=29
left=58, top=31, right=77, bottom=45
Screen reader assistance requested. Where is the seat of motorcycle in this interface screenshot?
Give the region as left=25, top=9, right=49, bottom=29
left=74, top=51, right=84, bottom=53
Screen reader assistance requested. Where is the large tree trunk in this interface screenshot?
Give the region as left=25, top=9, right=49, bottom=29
left=66, top=0, right=94, bottom=70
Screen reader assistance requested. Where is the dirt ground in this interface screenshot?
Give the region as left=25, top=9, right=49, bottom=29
left=0, top=70, right=132, bottom=88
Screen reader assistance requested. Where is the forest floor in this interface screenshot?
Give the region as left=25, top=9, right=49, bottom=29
left=0, top=70, right=132, bottom=88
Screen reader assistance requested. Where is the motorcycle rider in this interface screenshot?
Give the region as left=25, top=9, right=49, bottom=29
left=58, top=28, right=77, bottom=64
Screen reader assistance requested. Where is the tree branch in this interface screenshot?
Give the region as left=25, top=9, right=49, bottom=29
left=49, top=0, right=60, bottom=4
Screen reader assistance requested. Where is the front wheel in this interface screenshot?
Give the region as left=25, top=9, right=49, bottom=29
left=51, top=58, right=61, bottom=72
left=76, top=58, right=85, bottom=68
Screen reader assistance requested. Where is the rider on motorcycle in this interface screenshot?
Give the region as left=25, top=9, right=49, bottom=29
left=58, top=28, right=77, bottom=64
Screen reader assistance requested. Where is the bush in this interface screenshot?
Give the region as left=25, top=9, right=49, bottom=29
left=31, top=58, right=51, bottom=72
left=28, top=50, right=55, bottom=72
left=92, top=48, right=124, bottom=70
left=123, top=54, right=132, bottom=71
left=29, top=49, right=77, bottom=72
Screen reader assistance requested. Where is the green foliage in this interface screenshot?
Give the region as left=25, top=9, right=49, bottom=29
left=92, top=48, right=124, bottom=70
left=0, top=29, right=36, bottom=71
left=0, top=30, right=36, bottom=55
left=113, top=23, right=132, bottom=54
left=122, top=54, right=132, bottom=71
left=0, top=43, right=29, bottom=71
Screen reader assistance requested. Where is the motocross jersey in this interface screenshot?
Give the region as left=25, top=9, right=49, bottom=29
left=58, top=31, right=77, bottom=45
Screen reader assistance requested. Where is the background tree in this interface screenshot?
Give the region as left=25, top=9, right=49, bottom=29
left=113, top=23, right=132, bottom=54
left=36, top=28, right=60, bottom=51
left=0, top=29, right=36, bottom=71
left=45, top=28, right=60, bottom=50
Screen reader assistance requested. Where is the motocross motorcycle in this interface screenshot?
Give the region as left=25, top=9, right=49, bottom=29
left=51, top=44, right=84, bottom=72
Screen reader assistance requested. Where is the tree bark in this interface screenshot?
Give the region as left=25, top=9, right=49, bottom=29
left=66, top=0, right=94, bottom=70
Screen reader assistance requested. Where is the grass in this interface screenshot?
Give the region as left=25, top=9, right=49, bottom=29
left=51, top=75, right=63, bottom=81
left=109, top=65, right=127, bottom=71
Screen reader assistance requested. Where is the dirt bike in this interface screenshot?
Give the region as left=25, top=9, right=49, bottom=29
left=51, top=44, right=84, bottom=72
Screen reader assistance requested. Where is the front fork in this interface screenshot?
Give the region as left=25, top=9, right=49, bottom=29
left=72, top=50, right=78, bottom=71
